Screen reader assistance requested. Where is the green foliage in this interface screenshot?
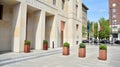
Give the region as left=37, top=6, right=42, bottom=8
left=94, top=23, right=98, bottom=39
left=92, top=18, right=110, bottom=40
left=63, top=42, right=69, bottom=47
left=79, top=43, right=86, bottom=48
left=43, top=40, right=48, bottom=44
left=99, top=44, right=107, bottom=50
left=99, top=18, right=110, bottom=39
left=118, top=28, right=120, bottom=33
left=82, top=25, right=87, bottom=37
left=25, top=40, right=30, bottom=45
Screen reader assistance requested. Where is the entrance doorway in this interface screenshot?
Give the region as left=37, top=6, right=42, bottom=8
left=45, top=13, right=54, bottom=48
left=26, top=5, right=39, bottom=50
left=0, top=5, right=13, bottom=53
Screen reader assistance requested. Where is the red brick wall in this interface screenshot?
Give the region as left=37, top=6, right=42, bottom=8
left=109, top=0, right=120, bottom=25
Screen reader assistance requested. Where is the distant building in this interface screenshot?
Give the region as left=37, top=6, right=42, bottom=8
left=109, top=0, right=120, bottom=41
left=82, top=3, right=88, bottom=40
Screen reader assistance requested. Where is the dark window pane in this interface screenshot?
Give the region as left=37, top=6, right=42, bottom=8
left=0, top=5, right=3, bottom=20
left=53, top=0, right=56, bottom=5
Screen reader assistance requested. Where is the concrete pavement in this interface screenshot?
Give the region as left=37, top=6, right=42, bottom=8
left=0, top=45, right=120, bottom=67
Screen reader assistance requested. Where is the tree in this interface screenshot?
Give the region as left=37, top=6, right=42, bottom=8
left=98, top=18, right=110, bottom=40
left=88, top=18, right=110, bottom=40
left=118, top=28, right=120, bottom=33
left=94, top=23, right=98, bottom=39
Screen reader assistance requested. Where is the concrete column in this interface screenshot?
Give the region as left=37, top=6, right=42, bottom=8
left=12, top=2, right=27, bottom=52
left=66, top=0, right=75, bottom=46
left=50, top=15, right=58, bottom=48
left=35, top=10, right=45, bottom=50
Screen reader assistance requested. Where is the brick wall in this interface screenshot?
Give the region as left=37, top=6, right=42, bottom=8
left=109, top=0, right=120, bottom=25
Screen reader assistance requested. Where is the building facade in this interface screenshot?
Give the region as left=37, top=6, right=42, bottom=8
left=0, top=0, right=82, bottom=52
left=109, top=0, right=120, bottom=41
left=82, top=3, right=88, bottom=40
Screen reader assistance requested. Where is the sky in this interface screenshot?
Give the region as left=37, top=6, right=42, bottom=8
left=82, top=0, right=109, bottom=22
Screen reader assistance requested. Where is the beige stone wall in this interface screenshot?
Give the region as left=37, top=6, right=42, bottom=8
left=0, top=0, right=82, bottom=52
left=82, top=4, right=88, bottom=40
left=0, top=5, right=13, bottom=51
left=82, top=7, right=87, bottom=27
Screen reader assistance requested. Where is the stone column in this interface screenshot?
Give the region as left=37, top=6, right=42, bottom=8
left=35, top=10, right=46, bottom=50
left=66, top=0, right=75, bottom=46
left=12, top=2, right=27, bottom=52
left=50, top=14, right=58, bottom=48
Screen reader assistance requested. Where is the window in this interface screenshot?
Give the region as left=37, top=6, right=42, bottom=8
left=112, top=3, right=116, bottom=7
left=62, top=0, right=65, bottom=9
left=76, top=24, right=79, bottom=31
left=112, top=9, right=116, bottom=13
left=113, top=26, right=117, bottom=31
left=0, top=5, right=3, bottom=20
left=113, top=14, right=116, bottom=18
left=112, top=33, right=118, bottom=38
left=53, top=0, right=56, bottom=5
left=112, top=20, right=117, bottom=25
left=114, top=20, right=117, bottom=22
left=76, top=5, right=78, bottom=17
left=76, top=41, right=79, bottom=45
left=112, top=22, right=116, bottom=25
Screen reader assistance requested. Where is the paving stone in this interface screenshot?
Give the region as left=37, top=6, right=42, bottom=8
left=0, top=45, right=120, bottom=67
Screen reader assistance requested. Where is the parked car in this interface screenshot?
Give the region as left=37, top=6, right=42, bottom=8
left=100, top=40, right=106, bottom=44
left=114, top=40, right=120, bottom=44
left=100, top=40, right=110, bottom=44
left=106, top=40, right=110, bottom=44
left=82, top=40, right=89, bottom=43
left=94, top=39, right=99, bottom=44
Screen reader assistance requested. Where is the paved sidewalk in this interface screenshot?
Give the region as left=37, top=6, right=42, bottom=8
left=0, top=45, right=120, bottom=67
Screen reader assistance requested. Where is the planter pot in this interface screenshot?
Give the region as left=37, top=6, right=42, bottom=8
left=24, top=45, right=30, bottom=53
left=99, top=50, right=107, bottom=60
left=43, top=44, right=48, bottom=50
left=63, top=47, right=69, bottom=55
left=78, top=48, right=86, bottom=57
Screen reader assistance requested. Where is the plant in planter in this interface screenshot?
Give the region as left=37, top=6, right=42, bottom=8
left=78, top=43, right=86, bottom=57
left=24, top=40, right=31, bottom=53
left=63, top=42, right=70, bottom=55
left=99, top=44, right=107, bottom=60
left=43, top=40, right=48, bottom=50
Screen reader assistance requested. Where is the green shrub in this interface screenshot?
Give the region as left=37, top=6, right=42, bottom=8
left=25, top=40, right=30, bottom=45
left=43, top=40, right=48, bottom=44
left=79, top=43, right=86, bottom=48
left=99, top=44, right=107, bottom=50
left=63, top=42, right=69, bottom=47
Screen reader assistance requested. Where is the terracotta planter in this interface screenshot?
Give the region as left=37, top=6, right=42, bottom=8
left=99, top=50, right=107, bottom=60
left=63, top=47, right=69, bottom=55
left=24, top=45, right=30, bottom=53
left=43, top=44, right=48, bottom=50
left=78, top=48, right=86, bottom=57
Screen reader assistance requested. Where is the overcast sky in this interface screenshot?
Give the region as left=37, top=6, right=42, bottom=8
left=82, top=0, right=109, bottom=22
